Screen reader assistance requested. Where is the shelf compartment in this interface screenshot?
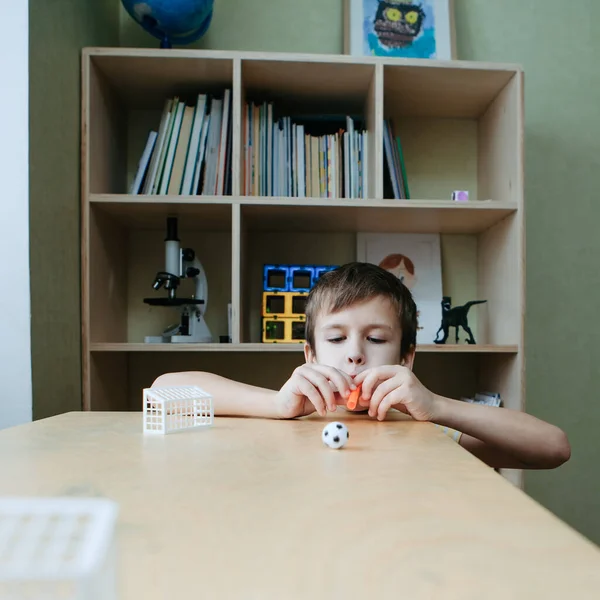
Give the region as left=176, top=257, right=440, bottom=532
left=84, top=51, right=234, bottom=195
left=237, top=207, right=520, bottom=347
left=239, top=58, right=380, bottom=199
left=87, top=204, right=232, bottom=347
left=382, top=63, right=523, bottom=203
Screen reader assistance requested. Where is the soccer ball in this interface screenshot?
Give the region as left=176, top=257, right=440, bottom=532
left=322, top=422, right=349, bottom=449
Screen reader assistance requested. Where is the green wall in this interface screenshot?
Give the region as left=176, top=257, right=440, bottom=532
left=29, top=1, right=120, bottom=420
left=455, top=1, right=600, bottom=548
left=119, top=0, right=600, bottom=545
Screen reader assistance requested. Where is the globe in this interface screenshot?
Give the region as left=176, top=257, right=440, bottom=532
left=121, top=0, right=214, bottom=48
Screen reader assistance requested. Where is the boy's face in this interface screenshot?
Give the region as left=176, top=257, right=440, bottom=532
left=304, top=295, right=414, bottom=377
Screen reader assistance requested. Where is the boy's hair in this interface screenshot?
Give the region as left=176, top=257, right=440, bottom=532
left=305, top=262, right=418, bottom=359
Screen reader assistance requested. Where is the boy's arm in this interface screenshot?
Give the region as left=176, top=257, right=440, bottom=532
left=432, top=395, right=571, bottom=470
left=355, top=366, right=571, bottom=470
left=151, top=364, right=354, bottom=420
left=152, top=372, right=279, bottom=418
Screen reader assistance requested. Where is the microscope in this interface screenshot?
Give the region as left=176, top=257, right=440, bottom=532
left=143, top=216, right=213, bottom=344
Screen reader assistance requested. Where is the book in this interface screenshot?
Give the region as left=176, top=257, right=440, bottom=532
left=130, top=130, right=157, bottom=195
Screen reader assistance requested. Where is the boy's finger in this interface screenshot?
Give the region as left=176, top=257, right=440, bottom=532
left=313, top=365, right=354, bottom=397
left=361, top=368, right=407, bottom=401
left=377, top=388, right=408, bottom=420
left=353, top=366, right=384, bottom=385
left=322, top=365, right=356, bottom=391
left=368, top=378, right=401, bottom=418
left=360, top=372, right=388, bottom=402
left=318, top=364, right=355, bottom=383
left=354, top=365, right=398, bottom=386
left=376, top=392, right=399, bottom=421
left=298, top=380, right=327, bottom=416
left=308, top=372, right=338, bottom=412
left=318, top=384, right=338, bottom=413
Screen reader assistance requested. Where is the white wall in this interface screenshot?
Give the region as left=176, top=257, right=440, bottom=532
left=0, top=0, right=32, bottom=428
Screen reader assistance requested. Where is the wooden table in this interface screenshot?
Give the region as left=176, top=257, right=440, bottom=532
left=0, top=411, right=599, bottom=599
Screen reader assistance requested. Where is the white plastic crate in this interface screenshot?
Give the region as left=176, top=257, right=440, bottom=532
left=0, top=496, right=119, bottom=600
left=143, top=385, right=214, bottom=434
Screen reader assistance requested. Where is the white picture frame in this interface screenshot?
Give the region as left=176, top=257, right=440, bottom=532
left=356, top=232, right=443, bottom=345
left=344, top=0, right=456, bottom=60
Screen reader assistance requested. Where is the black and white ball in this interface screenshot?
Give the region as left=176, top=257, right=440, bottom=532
left=322, top=422, right=349, bottom=449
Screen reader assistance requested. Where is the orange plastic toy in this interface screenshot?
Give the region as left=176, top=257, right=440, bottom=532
left=346, top=383, right=362, bottom=410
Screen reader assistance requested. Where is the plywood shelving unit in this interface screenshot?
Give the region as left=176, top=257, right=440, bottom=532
left=81, top=47, right=524, bottom=485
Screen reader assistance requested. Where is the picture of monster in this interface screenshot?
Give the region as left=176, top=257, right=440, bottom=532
left=373, top=1, right=426, bottom=49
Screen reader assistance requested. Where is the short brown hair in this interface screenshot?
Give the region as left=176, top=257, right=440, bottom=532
left=305, top=262, right=418, bottom=359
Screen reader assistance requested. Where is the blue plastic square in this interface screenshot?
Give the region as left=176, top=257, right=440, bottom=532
left=289, top=265, right=314, bottom=292
left=263, top=265, right=289, bottom=292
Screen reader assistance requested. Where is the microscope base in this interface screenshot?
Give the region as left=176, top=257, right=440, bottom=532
left=144, top=310, right=213, bottom=344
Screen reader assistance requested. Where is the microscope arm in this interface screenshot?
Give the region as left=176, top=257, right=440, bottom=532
left=186, top=257, right=208, bottom=312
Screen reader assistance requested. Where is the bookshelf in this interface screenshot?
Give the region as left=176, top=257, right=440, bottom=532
left=82, top=48, right=524, bottom=485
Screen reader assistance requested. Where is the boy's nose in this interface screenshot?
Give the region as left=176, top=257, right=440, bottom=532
left=347, top=353, right=365, bottom=365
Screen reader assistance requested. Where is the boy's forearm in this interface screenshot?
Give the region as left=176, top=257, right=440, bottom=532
left=431, top=395, right=571, bottom=468
left=152, top=372, right=279, bottom=419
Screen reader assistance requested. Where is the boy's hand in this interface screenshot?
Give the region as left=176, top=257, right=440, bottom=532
left=275, top=364, right=356, bottom=418
left=353, top=365, right=437, bottom=421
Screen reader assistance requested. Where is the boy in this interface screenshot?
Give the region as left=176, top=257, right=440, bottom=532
left=152, top=262, right=571, bottom=470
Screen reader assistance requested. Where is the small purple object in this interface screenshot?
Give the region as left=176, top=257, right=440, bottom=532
left=452, top=190, right=469, bottom=202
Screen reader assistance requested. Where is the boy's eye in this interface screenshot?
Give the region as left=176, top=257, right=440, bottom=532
left=327, top=337, right=345, bottom=343
left=368, top=337, right=386, bottom=344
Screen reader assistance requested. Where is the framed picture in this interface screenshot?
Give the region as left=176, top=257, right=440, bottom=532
left=344, top=0, right=456, bottom=60
left=356, top=232, right=443, bottom=345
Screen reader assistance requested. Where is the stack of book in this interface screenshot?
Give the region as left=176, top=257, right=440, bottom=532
left=242, top=102, right=368, bottom=199
left=130, top=90, right=232, bottom=196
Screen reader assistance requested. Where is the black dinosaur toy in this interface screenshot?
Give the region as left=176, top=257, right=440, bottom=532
left=434, top=296, right=487, bottom=345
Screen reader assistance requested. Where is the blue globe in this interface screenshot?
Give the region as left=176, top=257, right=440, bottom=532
left=121, top=0, right=214, bottom=48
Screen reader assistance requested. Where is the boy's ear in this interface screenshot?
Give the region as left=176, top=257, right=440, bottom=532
left=304, top=342, right=316, bottom=363
left=401, top=346, right=416, bottom=370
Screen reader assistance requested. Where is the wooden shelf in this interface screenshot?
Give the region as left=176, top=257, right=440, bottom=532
left=90, top=194, right=516, bottom=234
left=90, top=194, right=233, bottom=229
left=82, top=47, right=526, bottom=493
left=90, top=342, right=518, bottom=354
left=239, top=197, right=516, bottom=234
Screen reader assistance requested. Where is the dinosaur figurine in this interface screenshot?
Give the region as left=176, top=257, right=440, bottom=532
left=434, top=296, right=487, bottom=344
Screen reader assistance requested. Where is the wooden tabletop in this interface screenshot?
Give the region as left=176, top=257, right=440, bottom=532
left=0, top=411, right=599, bottom=599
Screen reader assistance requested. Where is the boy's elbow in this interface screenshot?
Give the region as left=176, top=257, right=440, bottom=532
left=553, top=429, right=571, bottom=466
left=542, top=428, right=571, bottom=469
